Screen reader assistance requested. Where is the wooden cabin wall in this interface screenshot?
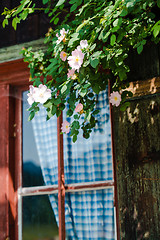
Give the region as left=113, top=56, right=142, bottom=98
left=113, top=44, right=160, bottom=240
left=0, top=0, right=50, bottom=48
left=127, top=42, right=160, bottom=82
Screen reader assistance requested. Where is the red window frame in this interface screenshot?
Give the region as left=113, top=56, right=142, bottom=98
left=0, top=58, right=120, bottom=240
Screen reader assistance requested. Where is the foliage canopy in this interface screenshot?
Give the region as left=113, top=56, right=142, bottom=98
left=2, top=0, right=160, bottom=141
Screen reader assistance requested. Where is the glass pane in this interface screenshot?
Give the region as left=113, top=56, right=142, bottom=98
left=65, top=188, right=115, bottom=240
left=63, top=90, right=113, bottom=184
left=22, top=91, right=58, bottom=187
left=22, top=195, right=58, bottom=240
left=22, top=91, right=44, bottom=187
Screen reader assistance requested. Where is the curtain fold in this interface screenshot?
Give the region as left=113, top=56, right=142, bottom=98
left=32, top=87, right=115, bottom=239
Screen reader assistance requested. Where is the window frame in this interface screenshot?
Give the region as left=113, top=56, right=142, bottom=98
left=0, top=58, right=120, bottom=240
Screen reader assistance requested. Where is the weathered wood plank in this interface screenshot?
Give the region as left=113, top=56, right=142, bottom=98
left=127, top=43, right=160, bottom=82
left=113, top=93, right=160, bottom=240
left=0, top=85, right=10, bottom=240
left=0, top=38, right=45, bottom=63
left=0, top=59, right=30, bottom=86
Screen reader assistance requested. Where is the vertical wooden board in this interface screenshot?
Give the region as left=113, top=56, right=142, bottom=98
left=127, top=43, right=160, bottom=82
left=0, top=21, right=16, bottom=48
left=0, top=85, right=9, bottom=239
left=113, top=94, right=160, bottom=240
left=8, top=86, right=17, bottom=239
left=39, top=13, right=51, bottom=37
left=17, top=15, right=39, bottom=44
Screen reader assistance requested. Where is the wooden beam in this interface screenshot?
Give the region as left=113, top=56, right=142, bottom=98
left=0, top=59, right=30, bottom=86
left=0, top=39, right=45, bottom=64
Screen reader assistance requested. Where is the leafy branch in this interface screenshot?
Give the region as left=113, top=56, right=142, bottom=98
left=2, top=0, right=160, bottom=141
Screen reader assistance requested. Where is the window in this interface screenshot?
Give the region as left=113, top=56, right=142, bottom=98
left=0, top=59, right=119, bottom=240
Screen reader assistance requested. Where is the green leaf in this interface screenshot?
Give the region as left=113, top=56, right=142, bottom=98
left=42, top=0, right=49, bottom=4
left=14, top=0, right=30, bottom=15
left=67, top=109, right=73, bottom=117
left=76, top=19, right=89, bottom=32
left=69, top=0, right=77, bottom=3
left=54, top=17, right=59, bottom=25
left=90, top=43, right=96, bottom=51
left=83, top=60, right=90, bottom=67
left=28, top=111, right=35, bottom=121
left=73, top=134, right=77, bottom=143
left=46, top=59, right=58, bottom=71
left=88, top=92, right=94, bottom=98
left=72, top=120, right=80, bottom=129
left=51, top=105, right=57, bottom=115
left=120, top=8, right=128, bottom=17
left=90, top=58, right=99, bottom=68
left=47, top=109, right=53, bottom=120
left=153, top=25, right=160, bottom=37
left=91, top=51, right=102, bottom=58
left=74, top=114, right=79, bottom=119
left=61, top=85, right=67, bottom=94
left=83, top=132, right=90, bottom=139
left=158, top=0, right=160, bottom=8
left=110, top=34, right=116, bottom=46
left=56, top=109, right=61, bottom=117
left=111, top=26, right=119, bottom=33
left=68, top=33, right=79, bottom=46
left=54, top=98, right=61, bottom=105
left=79, top=89, right=87, bottom=97
left=70, top=3, right=78, bottom=12
left=2, top=19, right=8, bottom=28
left=92, top=84, right=100, bottom=94
left=137, top=44, right=143, bottom=54
left=12, top=17, right=20, bottom=30
left=56, top=0, right=65, bottom=7
left=120, top=102, right=130, bottom=111
left=43, top=101, right=52, bottom=108
left=20, top=10, right=28, bottom=20
left=113, top=18, right=118, bottom=27
left=119, top=70, right=127, bottom=80
left=93, top=109, right=100, bottom=115
left=126, top=1, right=134, bottom=8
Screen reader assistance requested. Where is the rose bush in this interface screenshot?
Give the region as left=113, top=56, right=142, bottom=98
left=2, top=0, right=160, bottom=141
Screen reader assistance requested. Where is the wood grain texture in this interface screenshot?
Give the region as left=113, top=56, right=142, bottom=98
left=0, top=85, right=10, bottom=240
left=126, top=77, right=160, bottom=98
left=113, top=93, right=160, bottom=240
left=0, top=0, right=50, bottom=48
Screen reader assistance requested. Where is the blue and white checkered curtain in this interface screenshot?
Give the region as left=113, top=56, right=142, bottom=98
left=32, top=87, right=115, bottom=239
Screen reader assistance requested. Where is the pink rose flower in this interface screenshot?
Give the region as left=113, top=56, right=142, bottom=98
left=109, top=91, right=121, bottom=107
left=61, top=120, right=70, bottom=134
left=80, top=40, right=88, bottom=49
left=68, top=49, right=84, bottom=70
left=60, top=51, right=67, bottom=61
left=27, top=85, right=37, bottom=105
left=33, top=84, right=51, bottom=104
left=75, top=103, right=83, bottom=113
left=67, top=69, right=77, bottom=79
left=27, top=84, right=51, bottom=105
left=56, top=28, right=69, bottom=44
